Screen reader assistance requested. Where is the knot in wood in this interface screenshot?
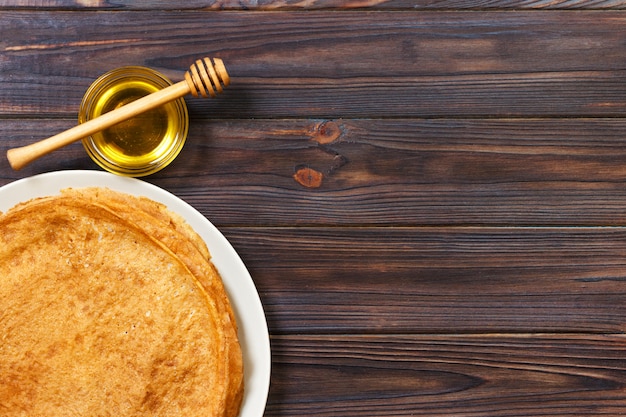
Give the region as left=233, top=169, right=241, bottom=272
left=293, top=166, right=323, bottom=188
left=311, top=121, right=341, bottom=145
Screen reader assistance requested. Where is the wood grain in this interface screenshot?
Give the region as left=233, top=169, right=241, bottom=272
left=3, top=12, right=626, bottom=118
left=3, top=0, right=626, bottom=9
left=222, top=226, right=626, bottom=333
left=268, top=334, right=626, bottom=416
left=5, top=118, right=626, bottom=227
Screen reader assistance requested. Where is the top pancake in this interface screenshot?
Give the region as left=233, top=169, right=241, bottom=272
left=0, top=187, right=243, bottom=417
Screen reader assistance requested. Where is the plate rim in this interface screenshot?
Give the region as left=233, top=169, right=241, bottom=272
left=0, top=170, right=270, bottom=417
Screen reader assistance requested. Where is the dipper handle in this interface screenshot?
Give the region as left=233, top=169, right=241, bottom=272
left=7, top=57, right=229, bottom=171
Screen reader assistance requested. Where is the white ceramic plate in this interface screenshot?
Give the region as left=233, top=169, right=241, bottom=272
left=0, top=170, right=270, bottom=417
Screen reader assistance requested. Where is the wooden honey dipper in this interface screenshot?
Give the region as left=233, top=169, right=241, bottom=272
left=7, top=57, right=229, bottom=171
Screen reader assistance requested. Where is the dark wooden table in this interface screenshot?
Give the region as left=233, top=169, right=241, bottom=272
left=2, top=2, right=626, bottom=415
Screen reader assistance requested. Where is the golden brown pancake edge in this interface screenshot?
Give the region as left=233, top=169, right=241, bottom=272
left=0, top=188, right=244, bottom=417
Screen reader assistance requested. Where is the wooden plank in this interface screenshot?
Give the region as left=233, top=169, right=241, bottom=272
left=268, top=334, right=626, bottom=416
left=2, top=11, right=626, bottom=118
left=5, top=118, right=626, bottom=227
left=221, top=226, right=626, bottom=333
left=2, top=0, right=626, bottom=10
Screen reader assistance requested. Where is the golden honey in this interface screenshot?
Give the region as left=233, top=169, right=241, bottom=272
left=79, top=66, right=188, bottom=177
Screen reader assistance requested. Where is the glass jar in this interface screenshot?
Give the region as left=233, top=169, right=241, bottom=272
left=79, top=66, right=188, bottom=177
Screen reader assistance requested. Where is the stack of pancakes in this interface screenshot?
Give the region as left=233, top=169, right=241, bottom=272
left=0, top=188, right=243, bottom=417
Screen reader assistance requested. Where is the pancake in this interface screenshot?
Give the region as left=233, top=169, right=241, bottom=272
left=0, top=188, right=243, bottom=417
